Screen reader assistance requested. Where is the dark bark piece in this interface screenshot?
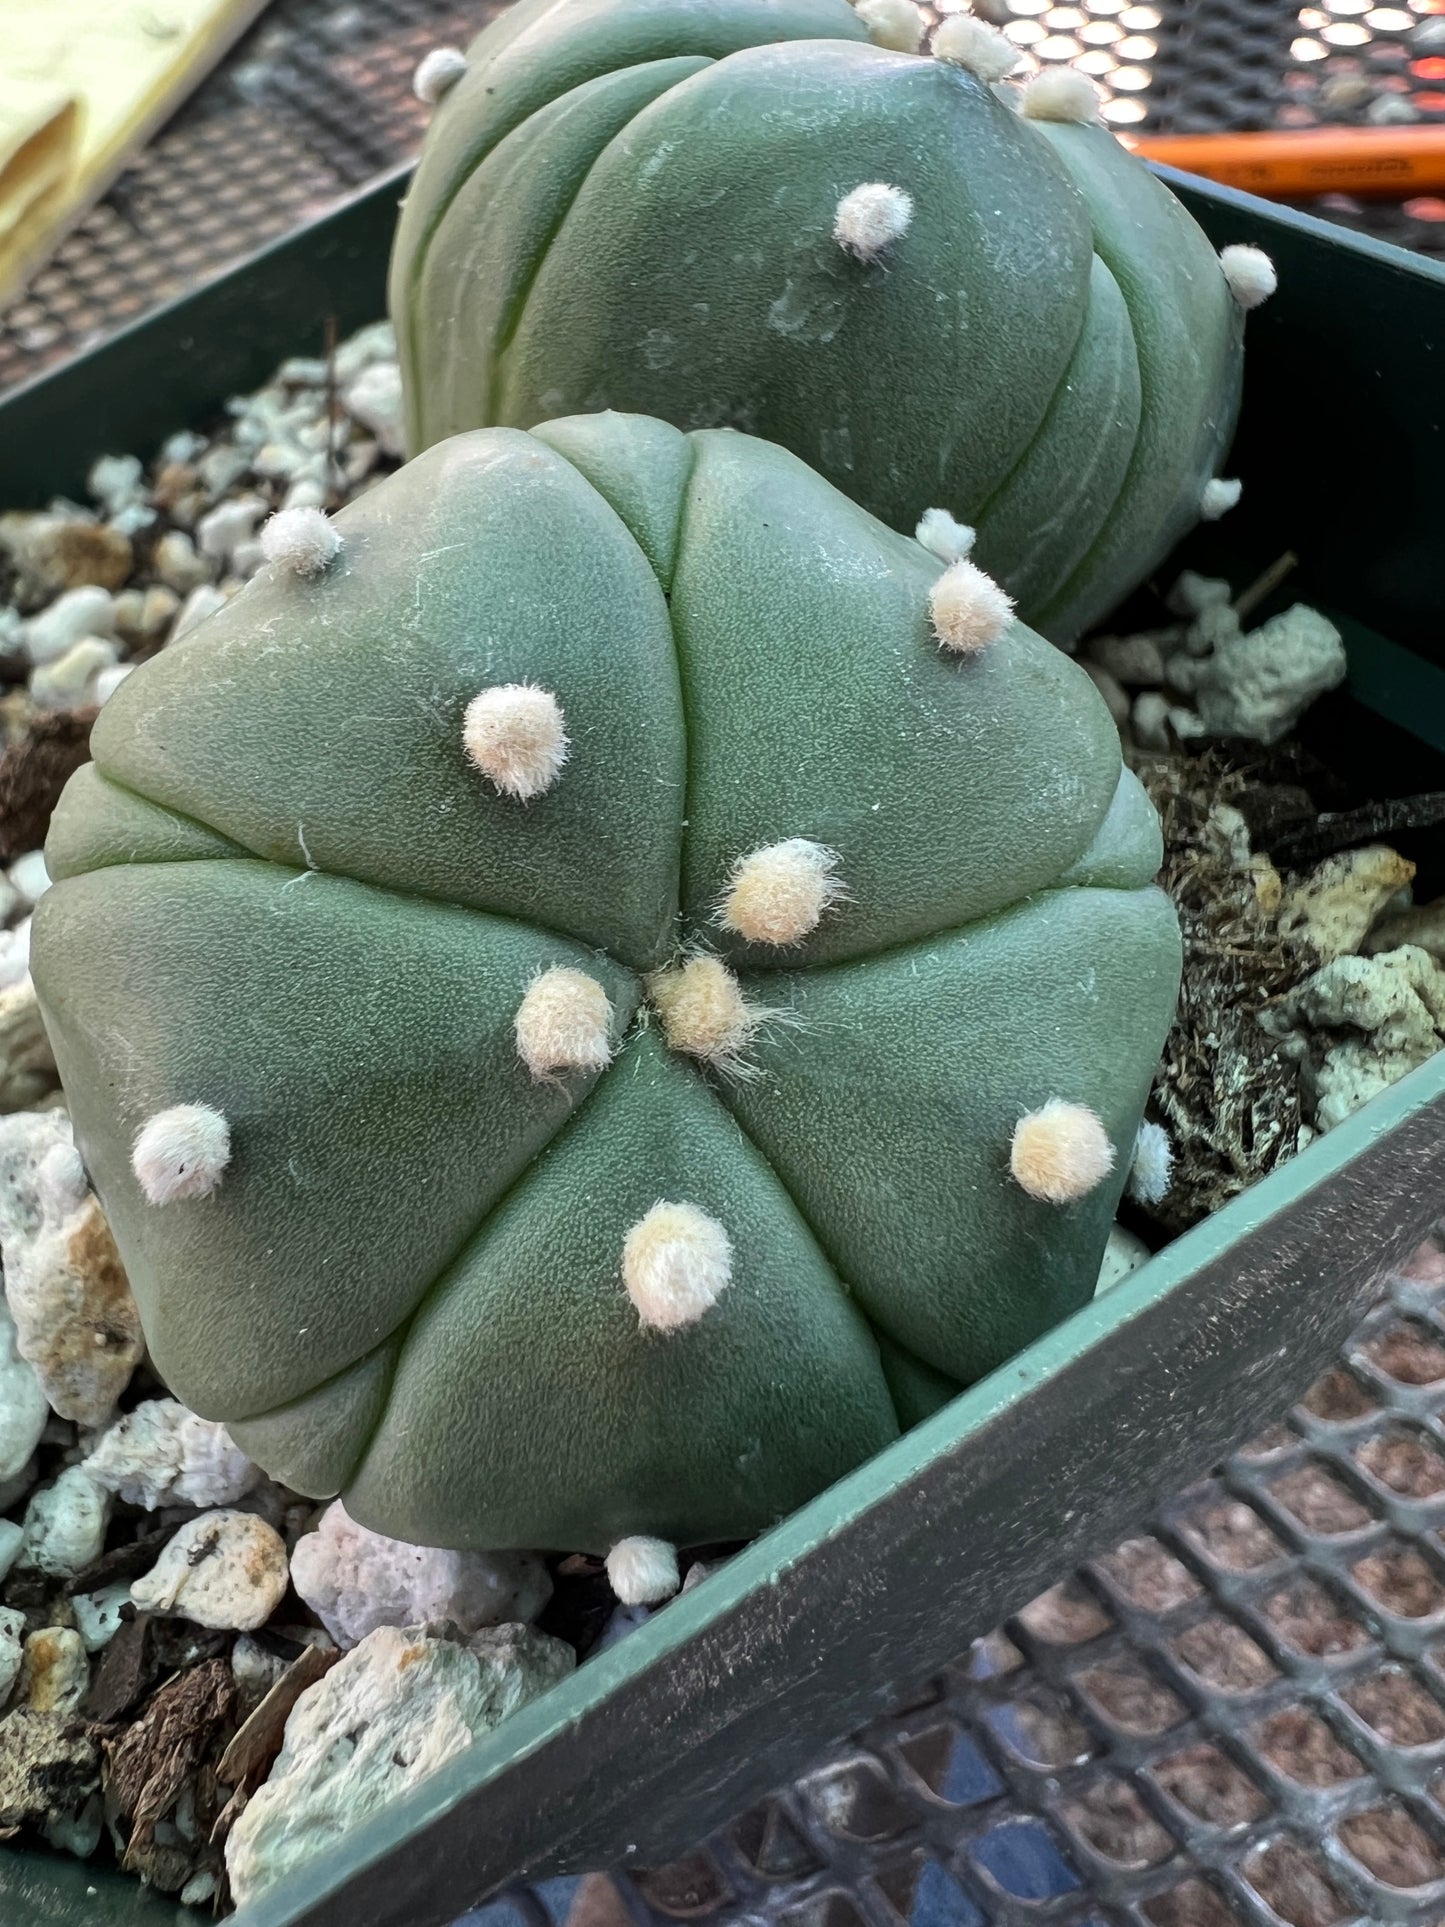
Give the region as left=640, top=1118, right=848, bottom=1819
left=0, top=706, right=97, bottom=860
left=63, top=1521, right=177, bottom=1596
left=105, top=1657, right=237, bottom=1831
left=0, top=1708, right=101, bottom=1828
left=216, top=1642, right=339, bottom=1796
left=82, top=1613, right=155, bottom=1722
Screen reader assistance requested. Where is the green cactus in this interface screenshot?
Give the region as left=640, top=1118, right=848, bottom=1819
left=390, top=0, right=1264, bottom=647
left=33, top=416, right=1180, bottom=1558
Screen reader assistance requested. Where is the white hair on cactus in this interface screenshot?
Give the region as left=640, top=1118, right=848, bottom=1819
left=717, top=838, right=845, bottom=946
left=260, top=506, right=341, bottom=578
left=413, top=47, right=469, bottom=105
left=1127, top=1119, right=1174, bottom=1207
left=933, top=13, right=1020, bottom=81
left=648, top=954, right=762, bottom=1067
left=462, top=683, right=569, bottom=801
left=514, top=967, right=613, bottom=1079
left=606, top=1536, right=680, bottom=1606
left=1010, top=1100, right=1115, bottom=1204
left=929, top=558, right=1014, bottom=654
left=132, top=1104, right=231, bottom=1205
left=834, top=182, right=914, bottom=262
left=622, top=1202, right=733, bottom=1332
left=1219, top=243, right=1277, bottom=310
left=854, top=0, right=925, bottom=54
left=1021, top=68, right=1103, bottom=123
left=1199, top=477, right=1242, bottom=521
left=915, top=507, right=976, bottom=565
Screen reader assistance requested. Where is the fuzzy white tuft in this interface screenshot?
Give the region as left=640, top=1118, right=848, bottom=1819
left=514, top=967, right=613, bottom=1079
left=1021, top=68, right=1103, bottom=123
left=933, top=13, right=1020, bottom=82
left=1127, top=1120, right=1174, bottom=1207
left=413, top=47, right=469, bottom=104
left=1199, top=477, right=1242, bottom=522
left=718, top=838, right=845, bottom=946
left=929, top=558, right=1014, bottom=654
left=132, top=1104, right=231, bottom=1205
left=834, top=182, right=914, bottom=262
left=1010, top=1100, right=1114, bottom=1205
left=915, top=507, right=976, bottom=565
left=649, top=955, right=760, bottom=1066
left=1219, top=243, right=1277, bottom=310
left=622, top=1201, right=733, bottom=1332
left=854, top=0, right=925, bottom=54
left=606, top=1536, right=680, bottom=1606
left=463, top=683, right=569, bottom=801
left=259, top=506, right=341, bottom=578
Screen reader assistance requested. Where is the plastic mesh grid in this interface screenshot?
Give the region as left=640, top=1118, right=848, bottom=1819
left=481, top=1242, right=1445, bottom=1927
left=2, top=0, right=1444, bottom=393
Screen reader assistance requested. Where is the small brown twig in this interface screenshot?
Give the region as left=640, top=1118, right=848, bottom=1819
left=1233, top=549, right=1299, bottom=623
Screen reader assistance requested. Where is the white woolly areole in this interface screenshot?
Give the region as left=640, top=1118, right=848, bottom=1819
left=606, top=1536, right=680, bottom=1606
left=259, top=506, right=341, bottom=578
left=933, top=13, right=1020, bottom=81
left=514, top=967, right=613, bottom=1079
left=132, top=1104, right=231, bottom=1204
left=929, top=558, right=1014, bottom=654
left=649, top=955, right=760, bottom=1065
left=915, top=507, right=976, bottom=565
left=854, top=0, right=925, bottom=55
left=834, top=182, right=914, bottom=262
left=719, top=838, right=845, bottom=946
left=1021, top=68, right=1103, bottom=123
left=1010, top=1100, right=1115, bottom=1205
left=1219, top=243, right=1277, bottom=310
left=1199, top=477, right=1243, bottom=521
left=1128, top=1120, right=1174, bottom=1207
left=463, top=683, right=569, bottom=801
left=413, top=47, right=469, bottom=104
left=622, top=1201, right=733, bottom=1332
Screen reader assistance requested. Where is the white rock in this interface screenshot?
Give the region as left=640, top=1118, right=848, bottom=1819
left=1131, top=691, right=1172, bottom=751
left=283, top=476, right=329, bottom=513
left=0, top=1520, right=24, bottom=1584
left=71, top=1583, right=133, bottom=1652
left=290, top=1501, right=551, bottom=1649
left=0, top=920, right=30, bottom=990
left=1190, top=604, right=1346, bottom=744
left=1284, top=946, right=1445, bottom=1131
left=1279, top=846, right=1418, bottom=963
left=18, top=1467, right=111, bottom=1578
left=334, top=319, right=397, bottom=384
left=23, top=586, right=116, bottom=665
left=30, top=637, right=121, bottom=710
left=1167, top=571, right=1232, bottom=618
left=153, top=529, right=213, bottom=594
left=172, top=583, right=230, bottom=639
left=0, top=1605, right=25, bottom=1707
left=43, top=1794, right=104, bottom=1859
left=198, top=442, right=250, bottom=499
left=93, top=663, right=133, bottom=706
left=197, top=495, right=268, bottom=564
left=231, top=1631, right=291, bottom=1712
left=1366, top=897, right=1445, bottom=962
left=85, top=1398, right=259, bottom=1511
left=160, top=429, right=206, bottom=464
left=0, top=1296, right=47, bottom=1484
left=225, top=1623, right=574, bottom=1906
left=179, top=1871, right=218, bottom=1907
left=343, top=360, right=405, bottom=457
left=87, top=454, right=145, bottom=518
left=131, top=1510, right=289, bottom=1630
left=1086, top=632, right=1169, bottom=688
left=1081, top=662, right=1129, bottom=729
left=7, top=852, right=49, bottom=907
left=0, top=1108, right=142, bottom=1424
left=1095, top=1224, right=1150, bottom=1293
left=17, top=1626, right=88, bottom=1713
left=595, top=1602, right=651, bottom=1650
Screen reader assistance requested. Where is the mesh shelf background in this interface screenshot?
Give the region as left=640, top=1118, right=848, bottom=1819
left=2, top=0, right=1444, bottom=391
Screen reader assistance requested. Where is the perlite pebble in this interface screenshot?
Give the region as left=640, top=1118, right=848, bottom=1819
left=0, top=1521, right=24, bottom=1585
left=290, top=1500, right=551, bottom=1648
left=22, top=585, right=116, bottom=665
left=153, top=529, right=213, bottom=594
left=0, top=1606, right=24, bottom=1707
left=131, top=1510, right=289, bottom=1629
left=30, top=637, right=121, bottom=710
left=225, top=1623, right=575, bottom=1905
left=1190, top=604, right=1345, bottom=744
left=197, top=495, right=269, bottom=564
left=18, top=1467, right=111, bottom=1578
left=173, top=583, right=230, bottom=639
left=17, top=1627, right=88, bottom=1714
left=343, top=359, right=405, bottom=457
left=7, top=852, right=49, bottom=907
left=71, top=1583, right=133, bottom=1652
left=0, top=920, right=30, bottom=990
left=85, top=1397, right=259, bottom=1511
left=0, top=1297, right=47, bottom=1487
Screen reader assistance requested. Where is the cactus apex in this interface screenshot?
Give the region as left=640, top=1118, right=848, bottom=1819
left=413, top=47, right=469, bottom=106
left=1219, top=243, right=1277, bottom=310
left=132, top=1103, right=231, bottom=1205
left=834, top=182, right=914, bottom=262
left=1020, top=68, right=1103, bottom=124
left=853, top=0, right=926, bottom=55
left=648, top=954, right=761, bottom=1067
left=1199, top=477, right=1242, bottom=521
left=1010, top=1100, right=1115, bottom=1204
left=622, top=1202, right=734, bottom=1334
left=929, top=557, right=1014, bottom=655
left=932, top=14, right=1020, bottom=83
left=259, top=507, right=341, bottom=579
left=1128, top=1119, right=1174, bottom=1207
left=462, top=683, right=569, bottom=801
left=915, top=507, right=976, bottom=565
left=718, top=839, right=846, bottom=946
left=514, top=967, right=613, bottom=1080
left=606, top=1534, right=681, bottom=1605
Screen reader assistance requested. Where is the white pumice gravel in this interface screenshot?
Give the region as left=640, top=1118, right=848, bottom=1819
left=17, top=1466, right=111, bottom=1578
left=84, top=1397, right=260, bottom=1511
left=130, top=1509, right=290, bottom=1630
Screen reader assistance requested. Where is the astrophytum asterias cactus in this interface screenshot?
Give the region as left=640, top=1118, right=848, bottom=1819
left=33, top=414, right=1181, bottom=1556
left=391, top=0, right=1268, bottom=646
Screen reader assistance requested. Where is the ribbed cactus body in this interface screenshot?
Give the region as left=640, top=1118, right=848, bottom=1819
left=33, top=416, right=1180, bottom=1552
left=391, top=0, right=1243, bottom=645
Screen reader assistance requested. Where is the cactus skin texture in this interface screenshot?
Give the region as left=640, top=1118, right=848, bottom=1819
left=390, top=0, right=1243, bottom=647
left=32, top=416, right=1181, bottom=1553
